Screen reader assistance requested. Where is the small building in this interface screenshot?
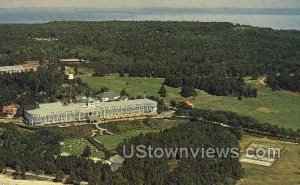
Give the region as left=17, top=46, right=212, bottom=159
left=59, top=58, right=87, bottom=64
left=68, top=73, right=74, bottom=80
left=0, top=65, right=26, bottom=74
left=182, top=101, right=195, bottom=108
left=2, top=103, right=19, bottom=115
left=0, top=61, right=40, bottom=75
left=33, top=37, right=58, bottom=42
left=97, top=92, right=121, bottom=102
left=109, top=155, right=125, bottom=172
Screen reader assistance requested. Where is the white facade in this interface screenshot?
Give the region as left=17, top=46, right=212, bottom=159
left=25, top=99, right=157, bottom=125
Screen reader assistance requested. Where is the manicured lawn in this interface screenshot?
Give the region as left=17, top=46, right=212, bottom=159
left=60, top=138, right=105, bottom=159
left=238, top=135, right=300, bottom=185
left=82, top=75, right=300, bottom=130
left=96, top=129, right=159, bottom=150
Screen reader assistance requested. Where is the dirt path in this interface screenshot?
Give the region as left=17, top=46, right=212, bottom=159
left=91, top=123, right=114, bottom=138
left=258, top=76, right=267, bottom=85
left=4, top=169, right=56, bottom=181
left=0, top=174, right=62, bottom=185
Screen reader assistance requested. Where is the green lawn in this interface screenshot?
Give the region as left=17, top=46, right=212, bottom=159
left=166, top=77, right=300, bottom=130
left=81, top=74, right=164, bottom=97
left=60, top=138, right=105, bottom=159
left=82, top=75, right=300, bottom=130
left=96, top=129, right=159, bottom=150
left=238, top=135, right=300, bottom=185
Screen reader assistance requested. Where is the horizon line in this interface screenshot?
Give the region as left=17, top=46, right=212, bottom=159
left=1, top=7, right=300, bottom=10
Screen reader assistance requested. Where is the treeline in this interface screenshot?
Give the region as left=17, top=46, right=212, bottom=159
left=0, top=125, right=62, bottom=175
left=118, top=121, right=243, bottom=185
left=266, top=73, right=300, bottom=92
left=55, top=156, right=122, bottom=184
left=164, top=75, right=257, bottom=97
left=0, top=124, right=125, bottom=185
left=0, top=66, right=63, bottom=108
left=0, top=21, right=299, bottom=95
left=175, top=107, right=300, bottom=142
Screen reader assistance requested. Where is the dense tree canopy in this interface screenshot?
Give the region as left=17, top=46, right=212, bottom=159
left=0, top=21, right=299, bottom=97
left=266, top=73, right=300, bottom=92
left=181, top=86, right=197, bottom=97
left=119, top=121, right=243, bottom=185
left=0, top=64, right=92, bottom=110
left=0, top=124, right=126, bottom=184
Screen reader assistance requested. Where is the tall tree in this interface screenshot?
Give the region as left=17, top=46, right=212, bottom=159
left=82, top=146, right=92, bottom=158
left=181, top=86, right=197, bottom=98
left=158, top=85, right=166, bottom=97
left=74, top=65, right=79, bottom=76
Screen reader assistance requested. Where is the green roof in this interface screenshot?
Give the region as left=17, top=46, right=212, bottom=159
left=27, top=102, right=84, bottom=115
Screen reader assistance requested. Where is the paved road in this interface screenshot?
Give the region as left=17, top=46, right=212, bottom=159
left=0, top=118, right=23, bottom=124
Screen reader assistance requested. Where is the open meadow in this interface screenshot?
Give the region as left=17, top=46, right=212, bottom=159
left=82, top=74, right=300, bottom=130
left=60, top=138, right=105, bottom=159
left=81, top=74, right=164, bottom=97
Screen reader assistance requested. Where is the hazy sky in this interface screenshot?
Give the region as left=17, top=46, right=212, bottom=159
left=0, top=0, right=299, bottom=8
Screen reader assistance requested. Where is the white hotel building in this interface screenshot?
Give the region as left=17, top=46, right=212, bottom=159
left=24, top=98, right=157, bottom=125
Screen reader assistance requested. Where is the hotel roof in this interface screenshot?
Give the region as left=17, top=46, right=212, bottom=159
left=27, top=99, right=157, bottom=116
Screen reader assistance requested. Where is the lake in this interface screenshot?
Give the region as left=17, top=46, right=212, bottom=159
left=0, top=8, right=299, bottom=30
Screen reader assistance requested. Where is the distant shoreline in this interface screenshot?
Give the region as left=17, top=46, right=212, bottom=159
left=0, top=8, right=299, bottom=30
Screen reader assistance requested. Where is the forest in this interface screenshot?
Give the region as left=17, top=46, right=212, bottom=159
left=0, top=124, right=124, bottom=184
left=0, top=120, right=242, bottom=185
left=266, top=73, right=300, bottom=92
left=0, top=21, right=299, bottom=100
left=0, top=63, right=92, bottom=112
left=118, top=121, right=242, bottom=185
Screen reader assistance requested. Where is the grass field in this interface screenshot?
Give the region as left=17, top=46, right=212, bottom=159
left=81, top=74, right=164, bottom=97
left=96, top=129, right=159, bottom=150
left=165, top=78, right=300, bottom=130
left=60, top=138, right=105, bottom=159
left=82, top=75, right=300, bottom=130
left=238, top=135, right=300, bottom=185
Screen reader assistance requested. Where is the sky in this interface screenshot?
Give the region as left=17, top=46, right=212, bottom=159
left=0, top=0, right=299, bottom=9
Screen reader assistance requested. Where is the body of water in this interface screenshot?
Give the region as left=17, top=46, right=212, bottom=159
left=0, top=8, right=299, bottom=30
